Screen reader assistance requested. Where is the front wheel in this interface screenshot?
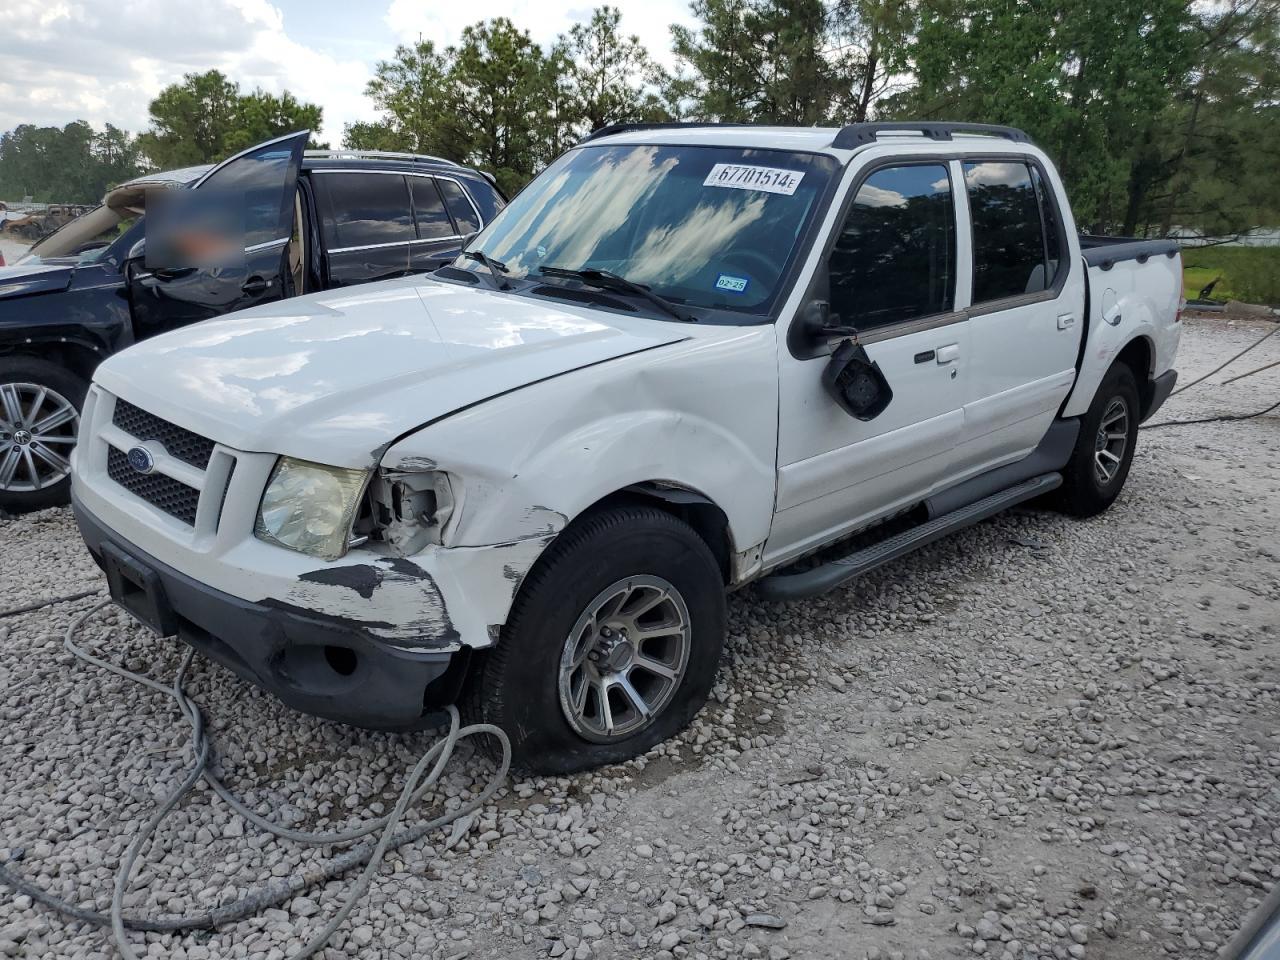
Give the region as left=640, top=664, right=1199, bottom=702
left=0, top=357, right=87, bottom=513
left=466, top=505, right=726, bottom=774
left=1058, top=363, right=1140, bottom=517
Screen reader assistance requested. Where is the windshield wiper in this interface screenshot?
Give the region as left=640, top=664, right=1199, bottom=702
left=462, top=250, right=512, bottom=290
left=539, top=266, right=695, bottom=323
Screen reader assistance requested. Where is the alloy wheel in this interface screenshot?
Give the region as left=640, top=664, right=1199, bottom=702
left=0, top=382, right=79, bottom=492
left=1093, top=396, right=1130, bottom=486
left=558, top=575, right=692, bottom=743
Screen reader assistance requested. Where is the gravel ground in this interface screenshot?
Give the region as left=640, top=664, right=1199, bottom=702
left=2, top=315, right=1278, bottom=960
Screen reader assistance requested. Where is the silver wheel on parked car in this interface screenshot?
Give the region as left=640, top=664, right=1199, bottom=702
left=0, top=381, right=79, bottom=492
left=1093, top=396, right=1130, bottom=486
left=557, top=574, right=692, bottom=743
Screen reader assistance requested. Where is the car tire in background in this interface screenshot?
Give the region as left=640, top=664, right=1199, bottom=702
left=1058, top=362, right=1140, bottom=518
left=0, top=356, right=87, bottom=513
left=465, top=504, right=727, bottom=774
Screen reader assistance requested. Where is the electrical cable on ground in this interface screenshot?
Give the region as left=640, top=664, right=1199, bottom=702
left=1168, top=322, right=1279, bottom=397
left=0, top=587, right=102, bottom=619
left=1143, top=398, right=1280, bottom=430
left=0, top=599, right=511, bottom=959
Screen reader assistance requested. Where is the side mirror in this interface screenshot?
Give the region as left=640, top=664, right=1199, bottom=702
left=822, top=338, right=893, bottom=421
left=801, top=299, right=860, bottom=340
left=127, top=239, right=146, bottom=262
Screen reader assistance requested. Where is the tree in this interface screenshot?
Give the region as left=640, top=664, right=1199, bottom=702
left=668, top=0, right=896, bottom=124
left=888, top=0, right=1196, bottom=231
left=445, top=18, right=565, bottom=193
left=355, top=41, right=453, bottom=155
left=0, top=122, right=145, bottom=203
left=561, top=7, right=667, bottom=131
left=137, top=70, right=324, bottom=168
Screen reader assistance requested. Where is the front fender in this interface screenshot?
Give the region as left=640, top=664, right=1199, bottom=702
left=383, top=325, right=779, bottom=561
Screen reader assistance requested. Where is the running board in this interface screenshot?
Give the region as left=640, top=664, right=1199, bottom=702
left=756, top=472, right=1062, bottom=601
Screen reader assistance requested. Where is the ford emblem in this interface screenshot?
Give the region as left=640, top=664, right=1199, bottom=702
left=127, top=446, right=155, bottom=474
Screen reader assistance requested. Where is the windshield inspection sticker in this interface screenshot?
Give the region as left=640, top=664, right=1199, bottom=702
left=715, top=274, right=749, bottom=293
left=704, top=163, right=805, bottom=195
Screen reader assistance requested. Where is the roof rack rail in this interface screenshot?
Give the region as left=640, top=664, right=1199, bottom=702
left=831, top=122, right=1032, bottom=149
left=580, top=121, right=757, bottom=143
left=304, top=149, right=461, bottom=167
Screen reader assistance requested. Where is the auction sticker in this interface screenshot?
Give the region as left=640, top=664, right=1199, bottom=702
left=703, top=163, right=805, bottom=195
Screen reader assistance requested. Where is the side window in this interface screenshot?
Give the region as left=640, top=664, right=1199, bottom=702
left=828, top=163, right=956, bottom=330
left=1031, top=165, right=1062, bottom=287
left=317, top=173, right=415, bottom=249
left=436, top=178, right=481, bottom=235
left=410, top=178, right=456, bottom=240
left=963, top=161, right=1050, bottom=302
left=195, top=135, right=304, bottom=249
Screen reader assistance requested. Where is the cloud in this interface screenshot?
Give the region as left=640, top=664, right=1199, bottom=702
left=0, top=0, right=370, bottom=149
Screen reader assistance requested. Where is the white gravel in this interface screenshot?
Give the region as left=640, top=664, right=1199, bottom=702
left=2, top=315, right=1278, bottom=960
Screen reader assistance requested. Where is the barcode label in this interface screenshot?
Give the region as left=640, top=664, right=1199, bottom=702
left=703, top=163, right=805, bottom=196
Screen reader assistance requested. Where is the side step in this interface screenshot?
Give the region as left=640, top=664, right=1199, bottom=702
left=755, top=472, right=1062, bottom=601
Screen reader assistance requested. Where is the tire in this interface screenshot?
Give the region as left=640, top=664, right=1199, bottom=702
left=0, top=356, right=88, bottom=513
left=466, top=505, right=727, bottom=774
left=1058, top=363, right=1140, bottom=518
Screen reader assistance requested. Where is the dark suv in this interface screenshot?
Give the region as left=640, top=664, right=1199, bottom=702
left=0, top=132, right=504, bottom=511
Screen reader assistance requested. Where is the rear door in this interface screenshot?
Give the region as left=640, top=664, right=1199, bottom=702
left=405, top=176, right=468, bottom=274
left=952, top=157, right=1084, bottom=475
left=127, top=132, right=306, bottom=338
left=313, top=171, right=414, bottom=286
left=769, top=160, right=970, bottom=565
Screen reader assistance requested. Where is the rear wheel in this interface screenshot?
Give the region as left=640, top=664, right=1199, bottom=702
left=1058, top=363, right=1139, bottom=517
left=0, top=357, right=87, bottom=512
left=466, top=505, right=726, bottom=773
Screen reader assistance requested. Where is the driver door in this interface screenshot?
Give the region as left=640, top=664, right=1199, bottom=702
left=127, top=132, right=307, bottom=339
left=767, top=159, right=970, bottom=567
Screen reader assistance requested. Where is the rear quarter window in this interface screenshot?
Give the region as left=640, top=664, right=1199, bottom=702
left=436, top=178, right=482, bottom=235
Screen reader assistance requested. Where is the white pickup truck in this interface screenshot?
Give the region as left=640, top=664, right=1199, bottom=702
left=70, top=122, right=1181, bottom=772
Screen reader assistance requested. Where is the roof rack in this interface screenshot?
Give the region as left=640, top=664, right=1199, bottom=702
left=304, top=149, right=461, bottom=167
left=580, top=122, right=757, bottom=143
left=831, top=122, right=1032, bottom=149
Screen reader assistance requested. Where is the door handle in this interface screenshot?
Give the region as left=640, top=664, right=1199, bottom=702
left=935, top=344, right=960, bottom=364
left=1057, top=313, right=1076, bottom=330
left=241, top=275, right=271, bottom=295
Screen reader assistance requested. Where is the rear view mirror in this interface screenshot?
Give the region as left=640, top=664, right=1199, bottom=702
left=822, top=338, right=893, bottom=420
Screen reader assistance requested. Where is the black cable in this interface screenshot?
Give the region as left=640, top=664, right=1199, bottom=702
left=0, top=588, right=102, bottom=619
left=1143, top=399, right=1280, bottom=430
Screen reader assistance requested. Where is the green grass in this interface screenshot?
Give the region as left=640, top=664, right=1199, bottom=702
left=1181, top=245, right=1280, bottom=305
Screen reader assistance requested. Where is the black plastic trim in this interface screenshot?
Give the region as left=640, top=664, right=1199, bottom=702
left=832, top=122, right=1032, bottom=150
left=1079, top=235, right=1180, bottom=271
left=923, top=418, right=1079, bottom=518
left=73, top=493, right=458, bottom=731
left=1141, top=369, right=1178, bottom=422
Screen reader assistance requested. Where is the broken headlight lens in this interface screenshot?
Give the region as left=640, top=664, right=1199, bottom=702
left=254, top=457, right=369, bottom=561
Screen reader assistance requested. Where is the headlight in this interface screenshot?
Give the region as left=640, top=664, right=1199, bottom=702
left=254, top=457, right=369, bottom=561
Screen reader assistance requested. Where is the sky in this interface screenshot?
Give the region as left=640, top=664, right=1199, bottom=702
left=0, top=0, right=698, bottom=148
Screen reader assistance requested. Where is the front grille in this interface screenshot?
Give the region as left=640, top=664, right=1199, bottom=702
left=112, top=399, right=215, bottom=470
left=107, top=446, right=200, bottom=525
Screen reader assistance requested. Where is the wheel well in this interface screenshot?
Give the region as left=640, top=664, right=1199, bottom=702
left=1114, top=336, right=1154, bottom=415
left=574, top=484, right=733, bottom=584
left=1, top=341, right=102, bottom=385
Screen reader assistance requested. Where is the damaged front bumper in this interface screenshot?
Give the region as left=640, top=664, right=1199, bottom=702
left=74, top=494, right=468, bottom=729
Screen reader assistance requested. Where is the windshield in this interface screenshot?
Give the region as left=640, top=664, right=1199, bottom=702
left=21, top=204, right=138, bottom=265
left=463, top=144, right=837, bottom=318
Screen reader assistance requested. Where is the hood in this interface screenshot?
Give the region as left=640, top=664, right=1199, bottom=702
left=0, top=262, right=74, bottom=301
left=94, top=276, right=690, bottom=467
